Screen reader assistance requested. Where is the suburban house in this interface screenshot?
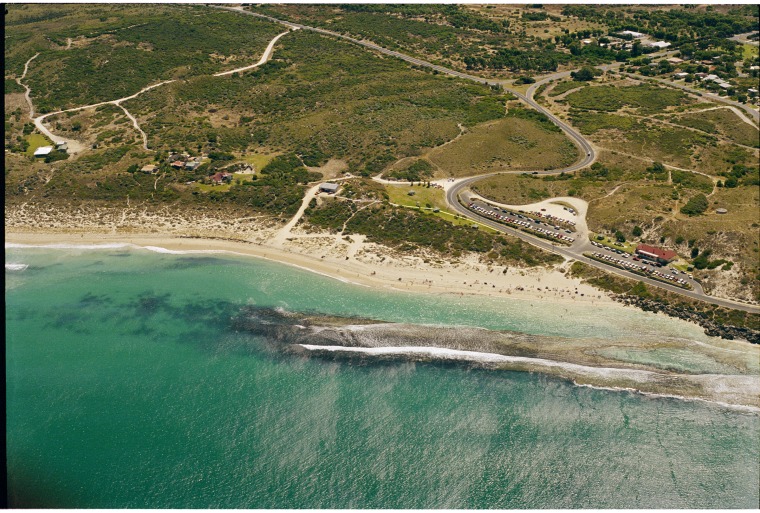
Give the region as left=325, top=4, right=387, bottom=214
left=635, top=244, right=678, bottom=264
left=210, top=172, right=233, bottom=185
left=319, top=182, right=339, bottom=194
left=184, top=161, right=200, bottom=171
left=170, top=160, right=185, bottom=169
left=673, top=72, right=689, bottom=79
left=618, top=30, right=644, bottom=38
left=648, top=41, right=671, bottom=49
left=33, top=146, right=53, bottom=158
left=667, top=57, right=684, bottom=65
left=141, top=164, right=159, bottom=174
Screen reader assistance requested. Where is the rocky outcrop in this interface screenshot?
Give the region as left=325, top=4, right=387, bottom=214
left=612, top=294, right=760, bottom=344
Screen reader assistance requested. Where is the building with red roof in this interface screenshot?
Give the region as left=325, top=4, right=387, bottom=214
left=635, top=244, right=677, bottom=264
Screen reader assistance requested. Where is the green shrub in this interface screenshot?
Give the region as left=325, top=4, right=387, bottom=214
left=680, top=193, right=708, bottom=216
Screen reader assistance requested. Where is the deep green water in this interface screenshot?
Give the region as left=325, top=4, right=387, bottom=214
left=6, top=245, right=760, bottom=508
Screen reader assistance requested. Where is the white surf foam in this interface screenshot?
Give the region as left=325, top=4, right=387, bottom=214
left=298, top=344, right=760, bottom=412
left=5, top=263, right=29, bottom=271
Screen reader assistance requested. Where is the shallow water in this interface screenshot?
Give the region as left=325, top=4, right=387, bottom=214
left=6, top=245, right=760, bottom=508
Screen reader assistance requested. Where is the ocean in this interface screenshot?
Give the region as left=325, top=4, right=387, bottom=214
left=5, top=244, right=759, bottom=508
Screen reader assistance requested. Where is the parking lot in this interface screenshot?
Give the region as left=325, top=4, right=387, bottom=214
left=587, top=240, right=695, bottom=288
left=467, top=201, right=575, bottom=244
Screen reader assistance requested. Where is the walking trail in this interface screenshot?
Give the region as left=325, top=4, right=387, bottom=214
left=19, top=29, right=293, bottom=155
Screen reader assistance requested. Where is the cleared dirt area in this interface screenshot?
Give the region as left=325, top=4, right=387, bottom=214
left=427, top=117, right=578, bottom=178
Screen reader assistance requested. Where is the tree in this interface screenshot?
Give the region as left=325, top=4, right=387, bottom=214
left=632, top=41, right=642, bottom=57
left=615, top=230, right=626, bottom=242
left=632, top=226, right=643, bottom=237
left=681, top=193, right=708, bottom=216
left=571, top=67, right=596, bottom=81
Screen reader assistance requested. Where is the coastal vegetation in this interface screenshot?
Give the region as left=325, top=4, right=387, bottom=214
left=247, top=4, right=622, bottom=75
left=122, top=30, right=511, bottom=174
left=6, top=4, right=284, bottom=112
left=305, top=179, right=562, bottom=267
left=427, top=117, right=577, bottom=177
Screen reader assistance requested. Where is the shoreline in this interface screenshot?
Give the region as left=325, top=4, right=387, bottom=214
left=5, top=230, right=620, bottom=308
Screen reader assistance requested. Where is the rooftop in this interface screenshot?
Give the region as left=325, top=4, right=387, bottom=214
left=636, top=244, right=677, bottom=261
left=33, top=146, right=53, bottom=157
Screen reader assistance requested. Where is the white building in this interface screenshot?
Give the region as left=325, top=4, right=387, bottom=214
left=33, top=146, right=53, bottom=157
left=648, top=41, right=671, bottom=49
left=619, top=30, right=645, bottom=38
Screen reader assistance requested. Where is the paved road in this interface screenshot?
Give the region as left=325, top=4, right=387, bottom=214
left=215, top=4, right=597, bottom=172
left=219, top=5, right=759, bottom=314
left=447, top=177, right=759, bottom=313
left=621, top=72, right=760, bottom=124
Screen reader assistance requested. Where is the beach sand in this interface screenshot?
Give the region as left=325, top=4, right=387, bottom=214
left=5, top=202, right=614, bottom=307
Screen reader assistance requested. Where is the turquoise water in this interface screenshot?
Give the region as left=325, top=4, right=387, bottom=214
left=6, top=245, right=760, bottom=508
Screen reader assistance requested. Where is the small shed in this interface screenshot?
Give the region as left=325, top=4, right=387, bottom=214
left=34, top=146, right=53, bottom=158
left=141, top=164, right=159, bottom=174
left=319, top=182, right=339, bottom=194
left=55, top=141, right=68, bottom=151
left=716, top=208, right=728, bottom=214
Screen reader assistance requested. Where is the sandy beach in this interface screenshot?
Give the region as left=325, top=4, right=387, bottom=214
left=5, top=203, right=615, bottom=307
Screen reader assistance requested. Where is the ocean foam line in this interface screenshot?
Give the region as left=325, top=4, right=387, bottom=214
left=573, top=382, right=760, bottom=414
left=5, top=263, right=29, bottom=271
left=6, top=241, right=366, bottom=286
left=300, top=344, right=760, bottom=413
left=299, top=344, right=654, bottom=379
left=141, top=245, right=228, bottom=255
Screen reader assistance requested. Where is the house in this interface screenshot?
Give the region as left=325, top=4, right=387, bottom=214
left=749, top=65, right=760, bottom=71
left=673, top=72, right=689, bottom=79
left=695, top=72, right=708, bottom=79
left=319, top=182, right=339, bottom=194
left=701, top=74, right=720, bottom=82
left=635, top=244, right=677, bottom=264
left=210, top=172, right=233, bottom=185
left=171, top=160, right=185, bottom=169
left=667, top=57, right=683, bottom=65
left=184, top=161, right=200, bottom=171
left=55, top=141, right=68, bottom=151
left=647, top=41, right=671, bottom=49
left=619, top=30, right=644, bottom=38
left=748, top=88, right=758, bottom=97
left=33, top=146, right=53, bottom=158
left=718, top=82, right=732, bottom=90
left=141, top=164, right=159, bottom=174
left=581, top=39, right=593, bottom=45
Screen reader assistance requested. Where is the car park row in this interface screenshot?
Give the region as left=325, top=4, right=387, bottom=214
left=467, top=202, right=575, bottom=245
left=586, top=251, right=692, bottom=289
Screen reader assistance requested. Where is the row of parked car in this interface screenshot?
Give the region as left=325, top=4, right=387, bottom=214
left=590, top=252, right=690, bottom=287
left=467, top=203, right=575, bottom=243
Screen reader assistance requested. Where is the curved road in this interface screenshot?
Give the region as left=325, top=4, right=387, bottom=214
left=219, top=5, right=758, bottom=314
